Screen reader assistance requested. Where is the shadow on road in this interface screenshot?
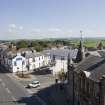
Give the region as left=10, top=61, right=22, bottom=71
left=31, top=69, right=52, bottom=75
left=17, top=83, right=69, bottom=105
left=0, top=65, right=11, bottom=73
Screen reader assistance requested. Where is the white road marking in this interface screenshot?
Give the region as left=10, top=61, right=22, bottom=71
left=11, top=96, right=17, bottom=102
left=5, top=87, right=11, bottom=94
left=0, top=78, right=2, bottom=82
left=0, top=79, right=17, bottom=103
left=27, top=89, right=34, bottom=94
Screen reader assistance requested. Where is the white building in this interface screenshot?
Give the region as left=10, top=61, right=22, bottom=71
left=11, top=53, right=27, bottom=72
left=0, top=48, right=27, bottom=73
left=43, top=49, right=78, bottom=75
left=25, top=52, right=51, bottom=71
left=0, top=46, right=77, bottom=74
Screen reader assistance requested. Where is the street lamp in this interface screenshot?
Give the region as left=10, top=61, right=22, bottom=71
left=22, top=60, right=24, bottom=78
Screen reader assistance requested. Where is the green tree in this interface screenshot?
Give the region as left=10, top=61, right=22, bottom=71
left=16, top=40, right=29, bottom=49
left=97, top=41, right=103, bottom=50
left=34, top=45, right=43, bottom=52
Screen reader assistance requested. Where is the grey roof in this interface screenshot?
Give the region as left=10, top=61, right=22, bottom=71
left=75, top=51, right=105, bottom=82
left=25, top=52, right=44, bottom=59
left=0, top=48, right=17, bottom=59
left=43, top=49, right=78, bottom=59
left=17, top=48, right=33, bottom=53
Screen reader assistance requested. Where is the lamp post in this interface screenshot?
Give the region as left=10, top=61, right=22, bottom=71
left=22, top=61, right=24, bottom=78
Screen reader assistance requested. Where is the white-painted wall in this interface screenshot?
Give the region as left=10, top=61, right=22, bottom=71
left=52, top=56, right=68, bottom=75
left=26, top=55, right=51, bottom=71
left=12, top=54, right=27, bottom=72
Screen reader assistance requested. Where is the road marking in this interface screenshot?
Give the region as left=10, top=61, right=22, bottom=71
left=35, top=95, right=47, bottom=105
left=27, top=89, right=34, bottom=94
left=5, top=87, right=11, bottom=94
left=11, top=96, right=17, bottom=102
left=0, top=78, right=2, bottom=82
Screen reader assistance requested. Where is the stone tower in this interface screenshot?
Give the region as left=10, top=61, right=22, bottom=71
left=75, top=31, right=85, bottom=63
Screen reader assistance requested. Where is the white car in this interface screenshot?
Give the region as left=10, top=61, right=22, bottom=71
left=27, top=81, right=40, bottom=88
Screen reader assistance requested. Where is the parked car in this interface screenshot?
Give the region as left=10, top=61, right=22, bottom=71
left=27, top=81, right=40, bottom=88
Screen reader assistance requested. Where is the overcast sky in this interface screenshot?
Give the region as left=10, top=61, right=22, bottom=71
left=0, top=0, right=105, bottom=40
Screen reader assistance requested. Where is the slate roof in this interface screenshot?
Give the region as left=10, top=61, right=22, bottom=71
left=25, top=52, right=44, bottom=59
left=17, top=48, right=33, bottom=53
left=43, top=49, right=78, bottom=59
left=0, top=48, right=17, bottom=59
left=75, top=50, right=105, bottom=82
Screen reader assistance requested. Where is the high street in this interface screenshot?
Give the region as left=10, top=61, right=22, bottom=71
left=0, top=66, right=47, bottom=105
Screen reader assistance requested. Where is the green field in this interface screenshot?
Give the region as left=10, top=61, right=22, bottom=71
left=70, top=38, right=105, bottom=48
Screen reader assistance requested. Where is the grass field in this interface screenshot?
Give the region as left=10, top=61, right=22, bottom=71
left=70, top=38, right=105, bottom=48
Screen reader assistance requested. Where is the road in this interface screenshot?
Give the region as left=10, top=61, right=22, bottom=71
left=0, top=66, right=47, bottom=105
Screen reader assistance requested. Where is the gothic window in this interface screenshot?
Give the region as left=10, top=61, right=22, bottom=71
left=86, top=80, right=89, bottom=94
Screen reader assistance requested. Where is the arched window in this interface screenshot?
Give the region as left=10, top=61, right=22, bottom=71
left=79, top=72, right=86, bottom=93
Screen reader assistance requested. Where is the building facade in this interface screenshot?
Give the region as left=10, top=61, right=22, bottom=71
left=43, top=48, right=78, bottom=75
left=0, top=47, right=51, bottom=73
left=67, top=50, right=105, bottom=105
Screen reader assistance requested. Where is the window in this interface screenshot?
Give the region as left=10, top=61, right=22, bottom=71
left=16, top=58, right=22, bottom=61
left=53, top=55, right=55, bottom=61
left=61, top=57, right=65, bottom=60
left=14, top=61, right=17, bottom=66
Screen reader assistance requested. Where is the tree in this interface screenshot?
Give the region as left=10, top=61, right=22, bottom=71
left=97, top=42, right=103, bottom=50
left=16, top=40, right=29, bottom=49
left=34, top=45, right=43, bottom=52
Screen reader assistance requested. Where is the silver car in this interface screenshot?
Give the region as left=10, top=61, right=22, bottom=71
left=27, top=81, right=40, bottom=88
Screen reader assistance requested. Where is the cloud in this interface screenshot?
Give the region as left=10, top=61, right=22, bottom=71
left=48, top=28, right=61, bottom=32
left=19, top=26, right=23, bottom=30
left=8, top=24, right=24, bottom=33
left=32, top=29, right=41, bottom=32
left=9, top=24, right=17, bottom=29
left=8, top=28, right=12, bottom=33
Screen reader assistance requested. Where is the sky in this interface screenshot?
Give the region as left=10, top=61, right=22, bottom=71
left=0, top=0, right=105, bottom=40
